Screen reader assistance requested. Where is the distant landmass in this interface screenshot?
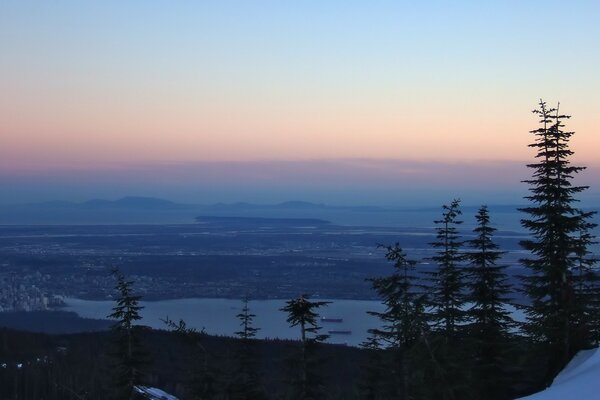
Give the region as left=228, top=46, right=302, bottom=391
left=34, top=196, right=193, bottom=210
left=205, top=200, right=389, bottom=213
left=3, top=196, right=531, bottom=214
left=195, top=215, right=331, bottom=225
left=202, top=201, right=560, bottom=214
left=1, top=196, right=594, bottom=230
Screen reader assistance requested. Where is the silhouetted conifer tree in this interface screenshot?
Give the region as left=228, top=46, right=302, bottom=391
left=572, top=229, right=600, bottom=345
left=228, top=296, right=267, bottom=400
left=366, top=243, right=427, bottom=399
left=465, top=206, right=514, bottom=399
left=426, top=199, right=466, bottom=336
left=108, top=268, right=148, bottom=400
left=281, top=294, right=330, bottom=400
left=423, top=199, right=468, bottom=400
left=236, top=296, right=259, bottom=341
left=519, top=100, right=599, bottom=382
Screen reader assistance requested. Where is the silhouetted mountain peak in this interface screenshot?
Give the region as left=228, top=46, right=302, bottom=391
left=113, top=196, right=178, bottom=207
left=29, top=200, right=75, bottom=208
left=78, top=196, right=185, bottom=209
left=81, top=199, right=112, bottom=207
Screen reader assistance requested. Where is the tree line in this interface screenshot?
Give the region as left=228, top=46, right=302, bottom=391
left=356, top=100, right=599, bottom=399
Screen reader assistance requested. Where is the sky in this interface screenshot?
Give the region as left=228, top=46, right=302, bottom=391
left=1, top=1, right=599, bottom=206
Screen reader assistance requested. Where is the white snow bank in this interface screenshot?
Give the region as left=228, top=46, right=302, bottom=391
left=516, top=347, right=600, bottom=399
left=134, top=385, right=179, bottom=400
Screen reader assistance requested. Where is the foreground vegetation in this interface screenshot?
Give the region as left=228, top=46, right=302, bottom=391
left=0, top=325, right=554, bottom=400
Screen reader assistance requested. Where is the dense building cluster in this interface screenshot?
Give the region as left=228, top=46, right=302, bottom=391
left=0, top=271, right=64, bottom=311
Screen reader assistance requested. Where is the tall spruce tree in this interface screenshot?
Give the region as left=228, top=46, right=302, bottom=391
left=228, top=296, right=267, bottom=400
left=366, top=243, right=427, bottom=399
left=422, top=199, right=468, bottom=400
left=572, top=228, right=600, bottom=345
left=108, top=269, right=148, bottom=400
left=280, top=295, right=330, bottom=400
left=236, top=296, right=260, bottom=341
left=426, top=199, right=466, bottom=336
left=465, top=206, right=514, bottom=400
left=520, top=100, right=598, bottom=381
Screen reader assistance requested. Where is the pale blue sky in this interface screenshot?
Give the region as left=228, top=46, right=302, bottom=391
left=1, top=1, right=599, bottom=205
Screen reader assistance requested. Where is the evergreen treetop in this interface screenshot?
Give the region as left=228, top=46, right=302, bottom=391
left=236, top=296, right=260, bottom=340
left=368, top=243, right=427, bottom=349
left=519, top=100, right=599, bottom=381
left=465, top=206, right=514, bottom=400
left=281, top=295, right=330, bottom=400
left=108, top=268, right=148, bottom=400
left=366, top=243, right=428, bottom=400
left=466, top=206, right=513, bottom=335
left=281, top=294, right=330, bottom=343
left=426, top=199, right=467, bottom=337
left=108, top=269, right=143, bottom=332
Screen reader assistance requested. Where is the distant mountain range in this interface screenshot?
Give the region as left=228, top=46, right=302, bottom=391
left=5, top=196, right=530, bottom=213
left=197, top=200, right=532, bottom=214
left=205, top=200, right=390, bottom=213
left=30, top=196, right=193, bottom=210
left=0, top=196, right=595, bottom=229
left=195, top=215, right=331, bottom=225
left=0, top=197, right=199, bottom=224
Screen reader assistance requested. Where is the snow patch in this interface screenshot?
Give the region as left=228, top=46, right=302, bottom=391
left=134, top=385, right=179, bottom=400
left=516, top=347, right=600, bottom=399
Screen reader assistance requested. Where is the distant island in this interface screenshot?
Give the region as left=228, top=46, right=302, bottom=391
left=195, top=215, right=331, bottom=225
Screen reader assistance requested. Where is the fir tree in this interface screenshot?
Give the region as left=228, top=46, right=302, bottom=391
left=423, top=199, right=468, bottom=400
left=520, top=100, right=599, bottom=381
left=280, top=294, right=330, bottom=400
left=426, top=199, right=466, bottom=337
left=572, top=228, right=600, bottom=346
left=465, top=206, right=514, bottom=400
left=235, top=296, right=260, bottom=341
left=366, top=243, right=427, bottom=399
left=107, top=269, right=148, bottom=400
left=228, top=296, right=267, bottom=400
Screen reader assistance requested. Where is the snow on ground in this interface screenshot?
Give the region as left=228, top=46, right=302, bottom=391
left=134, top=385, right=179, bottom=400
left=516, top=347, right=600, bottom=399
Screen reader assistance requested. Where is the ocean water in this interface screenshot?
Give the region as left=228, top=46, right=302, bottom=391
left=64, top=297, right=386, bottom=346
left=64, top=297, right=525, bottom=346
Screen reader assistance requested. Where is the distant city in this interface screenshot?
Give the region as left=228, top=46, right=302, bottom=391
left=0, top=214, right=532, bottom=313
left=0, top=269, right=64, bottom=312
